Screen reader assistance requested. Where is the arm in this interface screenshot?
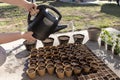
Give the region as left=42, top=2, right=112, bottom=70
left=0, top=32, right=36, bottom=44
left=0, top=0, right=31, bottom=11
left=0, top=0, right=39, bottom=15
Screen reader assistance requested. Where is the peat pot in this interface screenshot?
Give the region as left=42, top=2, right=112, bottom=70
left=37, top=66, right=46, bottom=76
left=42, top=37, right=54, bottom=47
left=73, top=34, right=84, bottom=44
left=26, top=68, right=36, bottom=79
left=46, top=64, right=55, bottom=75
left=65, top=66, right=73, bottom=77
left=88, top=27, right=101, bottom=41
left=58, top=35, right=70, bottom=45
left=23, top=40, right=37, bottom=51
left=56, top=67, right=65, bottom=79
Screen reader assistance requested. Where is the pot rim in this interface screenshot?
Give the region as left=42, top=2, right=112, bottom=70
left=58, top=35, right=70, bottom=39
left=23, top=40, right=37, bottom=45
left=88, top=27, right=101, bottom=31
left=73, top=34, right=84, bottom=37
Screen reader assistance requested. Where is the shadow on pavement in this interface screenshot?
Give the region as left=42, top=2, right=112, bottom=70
left=15, top=50, right=30, bottom=59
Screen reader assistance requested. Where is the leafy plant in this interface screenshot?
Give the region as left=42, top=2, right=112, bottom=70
left=100, top=29, right=114, bottom=45
left=114, top=34, right=120, bottom=55
left=100, top=30, right=120, bottom=55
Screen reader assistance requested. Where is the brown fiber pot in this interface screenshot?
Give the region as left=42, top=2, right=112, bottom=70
left=73, top=34, right=84, bottom=44
left=26, top=68, right=36, bottom=79
left=56, top=67, right=65, bottom=79
left=83, top=64, right=91, bottom=73
left=37, top=66, right=46, bottom=76
left=90, top=62, right=99, bottom=73
left=73, top=65, right=82, bottom=75
left=88, top=27, right=101, bottom=41
left=23, top=40, right=37, bottom=51
left=65, top=66, right=73, bottom=77
left=46, top=64, right=55, bottom=75
left=42, top=37, right=54, bottom=47
left=58, top=35, right=70, bottom=45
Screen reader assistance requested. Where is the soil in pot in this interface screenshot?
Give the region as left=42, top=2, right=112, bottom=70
left=107, top=44, right=112, bottom=51
left=38, top=57, right=44, bottom=62
left=101, top=40, right=105, bottom=46
left=114, top=50, right=119, bottom=55
left=79, top=59, right=87, bottom=66
left=73, top=34, right=84, bottom=44
left=53, top=55, right=60, bottom=61
left=38, top=61, right=45, bottom=67
left=71, top=61, right=79, bottom=67
left=28, top=63, right=37, bottom=69
left=23, top=40, right=37, bottom=51
left=45, top=60, right=53, bottom=65
left=26, top=68, right=36, bottom=79
left=46, top=64, right=55, bottom=75
left=54, top=59, right=61, bottom=64
left=42, top=37, right=54, bottom=47
left=61, top=55, right=68, bottom=61
left=58, top=35, right=70, bottom=45
left=88, top=27, right=101, bottom=41
left=65, top=66, right=73, bottom=77
left=53, top=51, right=59, bottom=56
left=55, top=63, right=63, bottom=68
left=30, top=50, right=38, bottom=57
left=45, top=55, right=52, bottom=60
left=56, top=67, right=65, bottom=79
left=63, top=61, right=71, bottom=67
left=90, top=62, right=99, bottom=73
left=37, top=66, right=46, bottom=76
left=28, top=58, right=38, bottom=64
left=86, top=57, right=94, bottom=64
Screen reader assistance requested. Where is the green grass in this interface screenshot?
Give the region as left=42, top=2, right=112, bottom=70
left=0, top=1, right=120, bottom=32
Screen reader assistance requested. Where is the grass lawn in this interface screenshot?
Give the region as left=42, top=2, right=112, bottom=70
left=0, top=1, right=120, bottom=32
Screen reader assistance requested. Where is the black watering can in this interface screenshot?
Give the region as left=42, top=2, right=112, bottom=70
left=28, top=5, right=67, bottom=40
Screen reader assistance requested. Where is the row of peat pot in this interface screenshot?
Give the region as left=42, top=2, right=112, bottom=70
left=23, top=33, right=84, bottom=51
left=23, top=27, right=104, bottom=51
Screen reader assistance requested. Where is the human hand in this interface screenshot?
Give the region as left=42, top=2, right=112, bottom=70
left=23, top=1, right=39, bottom=16
left=22, top=31, right=36, bottom=41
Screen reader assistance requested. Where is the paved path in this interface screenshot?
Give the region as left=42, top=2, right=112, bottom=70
left=0, top=28, right=120, bottom=80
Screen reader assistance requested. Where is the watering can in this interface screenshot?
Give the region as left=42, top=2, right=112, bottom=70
left=27, top=5, right=67, bottom=40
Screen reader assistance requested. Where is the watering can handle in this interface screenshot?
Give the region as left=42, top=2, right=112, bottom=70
left=38, top=5, right=62, bottom=21
left=28, top=5, right=62, bottom=24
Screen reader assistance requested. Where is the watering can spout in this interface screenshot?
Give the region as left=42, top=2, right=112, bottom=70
left=54, top=25, right=67, bottom=33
